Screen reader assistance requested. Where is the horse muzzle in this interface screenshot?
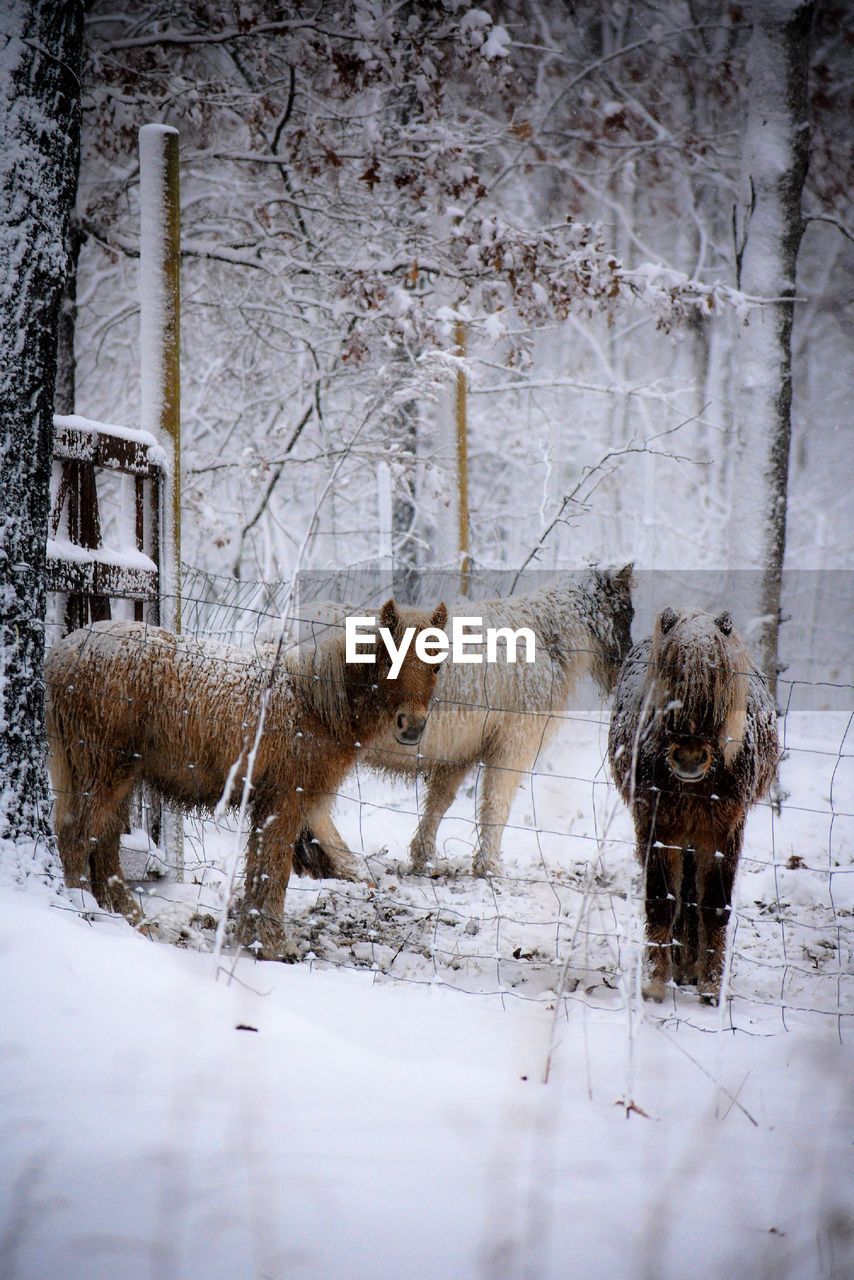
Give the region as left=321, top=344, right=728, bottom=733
left=394, top=712, right=426, bottom=746
left=668, top=739, right=713, bottom=782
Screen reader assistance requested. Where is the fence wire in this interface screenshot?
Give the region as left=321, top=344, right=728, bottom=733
left=46, top=563, right=854, bottom=1040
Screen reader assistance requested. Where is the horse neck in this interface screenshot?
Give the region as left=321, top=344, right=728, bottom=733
left=289, top=639, right=375, bottom=738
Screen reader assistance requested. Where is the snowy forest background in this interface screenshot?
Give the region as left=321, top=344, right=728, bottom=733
left=69, top=1, right=853, bottom=652
left=2, top=4, right=854, bottom=1279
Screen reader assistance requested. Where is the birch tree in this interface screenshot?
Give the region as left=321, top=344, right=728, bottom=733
left=0, top=0, right=84, bottom=873
left=733, top=0, right=814, bottom=694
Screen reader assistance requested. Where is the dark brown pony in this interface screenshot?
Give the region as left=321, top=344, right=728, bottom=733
left=46, top=599, right=446, bottom=959
left=608, top=607, right=778, bottom=1001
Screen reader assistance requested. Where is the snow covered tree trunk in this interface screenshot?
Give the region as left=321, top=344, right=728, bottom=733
left=55, top=219, right=83, bottom=415
left=390, top=399, right=418, bottom=603
left=454, top=319, right=471, bottom=597
left=0, top=1, right=84, bottom=872
left=733, top=1, right=813, bottom=698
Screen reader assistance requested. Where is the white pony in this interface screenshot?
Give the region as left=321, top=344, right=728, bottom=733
left=295, top=564, right=634, bottom=877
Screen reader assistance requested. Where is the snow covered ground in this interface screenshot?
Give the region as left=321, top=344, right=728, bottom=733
left=2, top=712, right=852, bottom=1280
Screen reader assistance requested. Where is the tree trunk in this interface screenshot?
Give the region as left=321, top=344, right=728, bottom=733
left=390, top=399, right=419, bottom=603
left=733, top=0, right=813, bottom=698
left=0, top=1, right=84, bottom=873
left=55, top=219, right=83, bottom=416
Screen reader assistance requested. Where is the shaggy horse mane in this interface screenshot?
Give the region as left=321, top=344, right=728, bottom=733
left=286, top=603, right=448, bottom=732
left=648, top=608, right=752, bottom=766
left=281, top=628, right=356, bottom=735
left=472, top=565, right=634, bottom=697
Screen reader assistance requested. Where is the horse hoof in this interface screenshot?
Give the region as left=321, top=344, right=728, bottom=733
left=96, top=883, right=144, bottom=927
left=235, top=913, right=297, bottom=963
left=335, top=858, right=362, bottom=883
left=255, top=931, right=298, bottom=963
left=643, top=978, right=669, bottom=1002
left=244, top=941, right=298, bottom=963
left=409, top=843, right=435, bottom=872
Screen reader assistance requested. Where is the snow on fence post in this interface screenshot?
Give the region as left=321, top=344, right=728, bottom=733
left=139, top=123, right=183, bottom=879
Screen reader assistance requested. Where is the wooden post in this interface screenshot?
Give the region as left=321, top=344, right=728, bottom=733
left=139, top=123, right=181, bottom=633
left=454, top=319, right=471, bottom=597
left=139, top=123, right=183, bottom=877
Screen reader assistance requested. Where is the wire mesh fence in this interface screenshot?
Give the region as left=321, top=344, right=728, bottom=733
left=46, top=562, right=854, bottom=1040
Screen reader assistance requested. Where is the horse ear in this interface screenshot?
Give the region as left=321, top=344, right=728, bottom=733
left=714, top=610, right=733, bottom=636
left=616, top=562, right=635, bottom=586
left=658, top=606, right=678, bottom=635
left=379, top=599, right=399, bottom=632
left=431, top=602, right=448, bottom=630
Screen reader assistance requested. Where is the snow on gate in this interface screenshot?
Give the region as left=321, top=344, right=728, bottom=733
left=46, top=413, right=167, bottom=639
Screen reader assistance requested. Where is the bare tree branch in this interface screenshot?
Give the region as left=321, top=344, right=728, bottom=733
left=511, top=412, right=704, bottom=591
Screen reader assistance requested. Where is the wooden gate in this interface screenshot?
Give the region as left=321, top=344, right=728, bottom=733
left=46, top=413, right=183, bottom=881
left=46, top=414, right=165, bottom=633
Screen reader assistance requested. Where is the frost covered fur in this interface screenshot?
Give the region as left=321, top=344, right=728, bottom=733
left=299, top=564, right=634, bottom=877
left=608, top=607, right=779, bottom=1002
left=46, top=601, right=446, bottom=959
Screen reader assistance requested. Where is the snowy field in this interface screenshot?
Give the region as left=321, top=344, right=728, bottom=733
left=2, top=711, right=853, bottom=1280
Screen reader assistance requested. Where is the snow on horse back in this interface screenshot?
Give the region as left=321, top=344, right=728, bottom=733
left=46, top=598, right=446, bottom=960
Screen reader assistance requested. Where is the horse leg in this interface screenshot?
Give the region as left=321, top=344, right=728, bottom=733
left=237, top=806, right=298, bottom=961
left=293, top=799, right=360, bottom=881
left=472, top=752, right=526, bottom=877
left=50, top=730, right=142, bottom=925
left=640, top=825, right=681, bottom=1001
left=55, top=753, right=141, bottom=924
left=695, top=827, right=741, bottom=1002
left=673, top=850, right=699, bottom=987
left=87, top=782, right=143, bottom=923
left=410, top=762, right=470, bottom=870
left=48, top=727, right=99, bottom=890
left=50, top=751, right=91, bottom=891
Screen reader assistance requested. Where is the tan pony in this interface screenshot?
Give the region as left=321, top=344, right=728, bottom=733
left=297, top=565, right=634, bottom=877
left=46, top=600, right=446, bottom=959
